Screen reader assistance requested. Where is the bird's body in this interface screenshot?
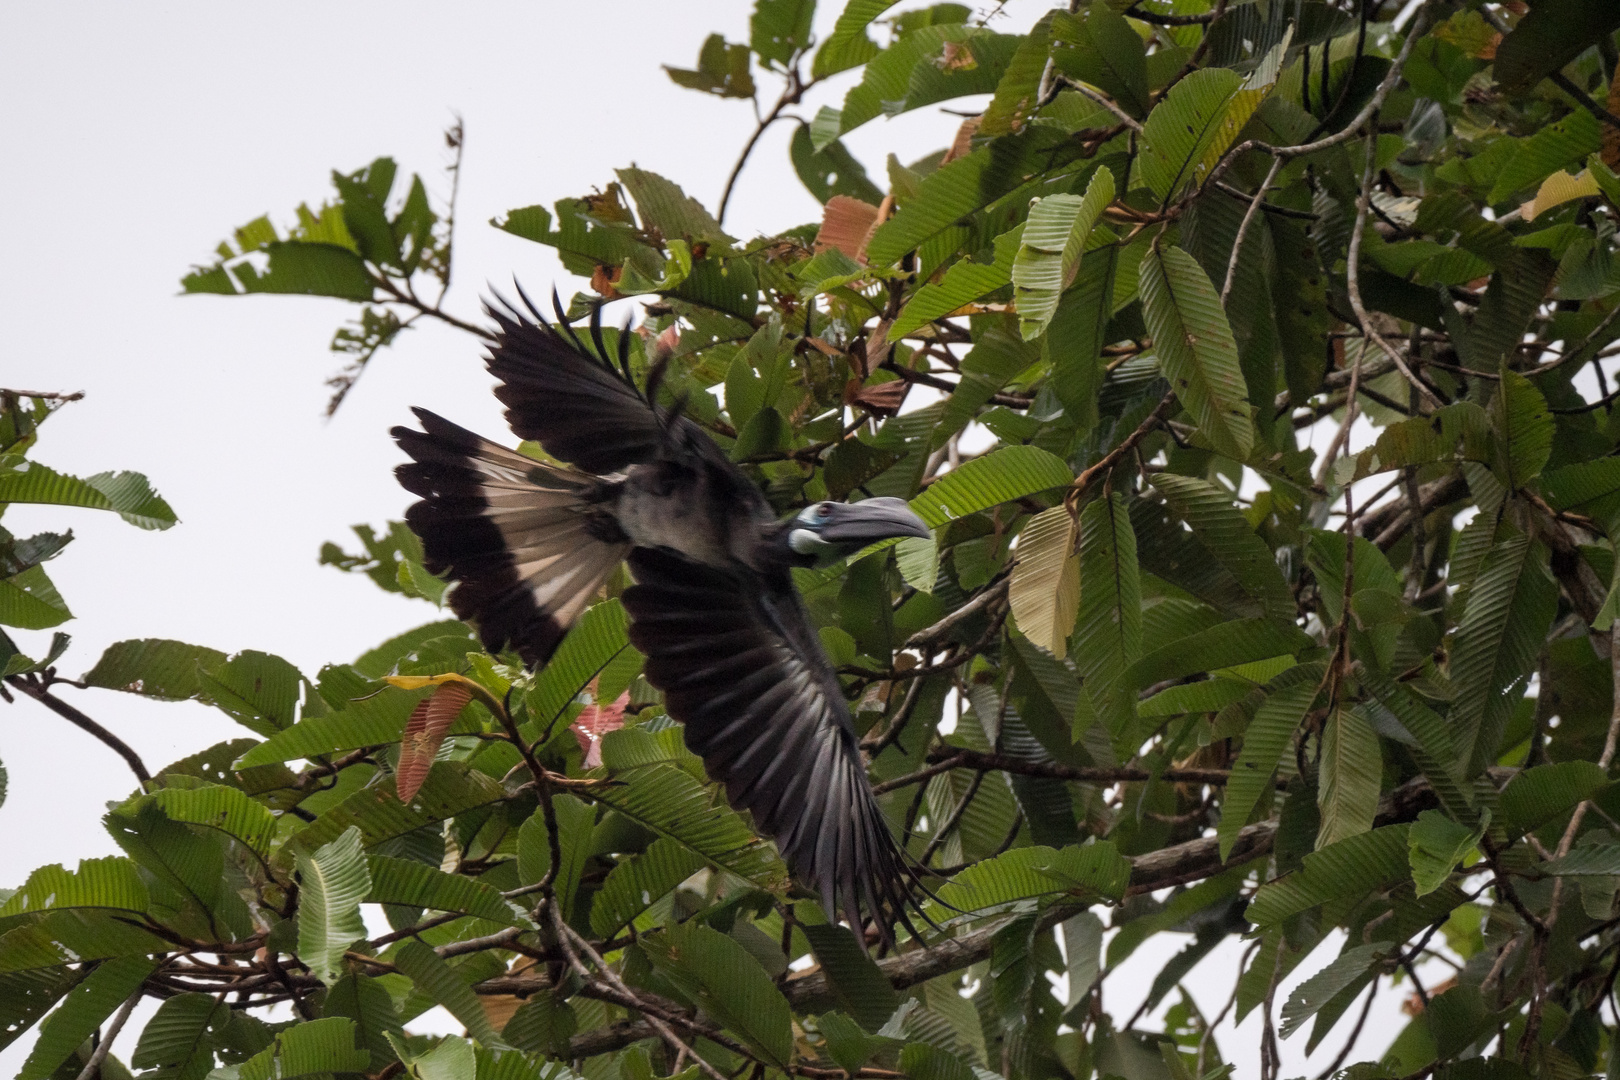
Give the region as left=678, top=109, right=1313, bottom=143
left=392, top=295, right=933, bottom=942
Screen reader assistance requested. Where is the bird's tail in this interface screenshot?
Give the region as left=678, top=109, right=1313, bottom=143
left=393, top=407, right=630, bottom=667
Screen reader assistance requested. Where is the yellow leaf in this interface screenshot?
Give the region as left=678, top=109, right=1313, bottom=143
left=1010, top=506, right=1081, bottom=657
left=1521, top=168, right=1600, bottom=221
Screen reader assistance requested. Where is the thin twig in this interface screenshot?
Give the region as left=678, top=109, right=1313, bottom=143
left=552, top=909, right=730, bottom=1080
left=1054, top=76, right=1143, bottom=133
left=1343, top=119, right=1442, bottom=410
left=719, top=66, right=819, bottom=225
left=1220, top=155, right=1284, bottom=308
left=73, top=989, right=144, bottom=1080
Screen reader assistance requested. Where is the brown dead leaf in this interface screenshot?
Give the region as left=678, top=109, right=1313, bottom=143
left=815, top=196, right=880, bottom=264
left=590, top=264, right=622, bottom=300
left=943, top=116, right=983, bottom=164
left=939, top=41, right=978, bottom=72
left=397, top=682, right=474, bottom=802
left=844, top=377, right=909, bottom=416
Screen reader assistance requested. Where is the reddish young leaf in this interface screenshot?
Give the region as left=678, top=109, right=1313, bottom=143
left=814, top=195, right=880, bottom=264
left=396, top=682, right=473, bottom=801
left=572, top=686, right=630, bottom=769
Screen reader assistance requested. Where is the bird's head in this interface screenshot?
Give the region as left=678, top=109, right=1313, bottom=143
left=783, top=497, right=932, bottom=566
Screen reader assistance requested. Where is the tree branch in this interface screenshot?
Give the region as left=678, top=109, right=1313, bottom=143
left=5, top=675, right=150, bottom=786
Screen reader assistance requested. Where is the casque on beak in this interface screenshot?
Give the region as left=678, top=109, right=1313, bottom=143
left=817, top=496, right=933, bottom=545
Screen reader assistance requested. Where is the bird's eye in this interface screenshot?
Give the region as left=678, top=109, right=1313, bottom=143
left=815, top=502, right=833, bottom=519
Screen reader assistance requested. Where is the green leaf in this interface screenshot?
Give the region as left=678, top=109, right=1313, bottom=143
left=802, top=922, right=898, bottom=1032
left=196, top=650, right=304, bottom=737
left=751, top=0, right=815, bottom=66
left=515, top=794, right=594, bottom=922
left=980, top=14, right=1054, bottom=137
left=1123, top=617, right=1311, bottom=690
left=899, top=1041, right=975, bottom=1080
left=865, top=126, right=1088, bottom=268
left=322, top=974, right=404, bottom=1070
left=1149, top=474, right=1293, bottom=621
left=1218, top=678, right=1319, bottom=860
left=1246, top=824, right=1412, bottom=927
left=234, top=687, right=430, bottom=767
left=1499, top=761, right=1609, bottom=833
left=0, top=565, right=70, bottom=628
left=132, top=992, right=231, bottom=1080
left=105, top=800, right=244, bottom=941
left=935, top=842, right=1130, bottom=911
left=0, top=857, right=149, bottom=919
left=522, top=599, right=629, bottom=740
left=230, top=241, right=377, bottom=301
left=839, top=25, right=1017, bottom=137
left=147, top=784, right=277, bottom=857
left=790, top=125, right=885, bottom=205
left=1494, top=0, right=1620, bottom=93
left=366, top=855, right=529, bottom=928
left=81, top=639, right=227, bottom=700
left=617, top=167, right=732, bottom=248
left=813, top=0, right=899, bottom=77
left=1279, top=943, right=1383, bottom=1039
left=393, top=940, right=506, bottom=1048
left=1448, top=533, right=1557, bottom=777
left=280, top=762, right=508, bottom=866
left=18, top=955, right=157, bottom=1080
left=234, top=1017, right=371, bottom=1080
left=664, top=33, right=756, bottom=98
left=1012, top=168, right=1114, bottom=340
left=1408, top=809, right=1487, bottom=896
left=1540, top=844, right=1620, bottom=877
left=1139, top=245, right=1253, bottom=460
left=816, top=1010, right=898, bottom=1074
left=1051, top=4, right=1149, bottom=118
left=0, top=462, right=177, bottom=530
left=1487, top=110, right=1603, bottom=204
left=1072, top=492, right=1141, bottom=740
left=589, top=837, right=705, bottom=937
left=1137, top=68, right=1242, bottom=200
left=588, top=760, right=790, bottom=892
left=1009, top=506, right=1080, bottom=658
left=1490, top=365, right=1554, bottom=489
left=641, top=920, right=795, bottom=1066
left=1195, top=30, right=1291, bottom=178
left=889, top=227, right=1021, bottom=340
left=295, top=826, right=371, bottom=986
left=1337, top=402, right=1492, bottom=483
left=1316, top=708, right=1381, bottom=849
left=910, top=445, right=1073, bottom=528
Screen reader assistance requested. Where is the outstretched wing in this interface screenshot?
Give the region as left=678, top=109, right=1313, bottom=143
left=484, top=293, right=693, bottom=475
left=621, top=547, right=925, bottom=944
left=394, top=408, right=630, bottom=667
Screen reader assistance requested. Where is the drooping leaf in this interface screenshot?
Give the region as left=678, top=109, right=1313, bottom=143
left=910, top=445, right=1073, bottom=528
left=295, top=827, right=372, bottom=986
left=1316, top=708, right=1381, bottom=849
left=1246, top=824, right=1412, bottom=927
left=132, top=992, right=231, bottom=1080
left=1489, top=365, right=1554, bottom=489
left=396, top=682, right=474, bottom=802
left=523, top=599, right=629, bottom=740
left=1149, top=473, right=1293, bottom=621
left=589, top=837, right=706, bottom=938
left=801, top=922, right=899, bottom=1033
left=1279, top=943, right=1384, bottom=1039
left=0, top=857, right=149, bottom=919
left=0, top=462, right=177, bottom=530
left=1218, top=678, right=1320, bottom=860
left=641, top=920, right=795, bottom=1066
left=1011, top=168, right=1114, bottom=340
left=1408, top=809, right=1488, bottom=896
left=1499, top=761, right=1610, bottom=834
left=232, top=1017, right=371, bottom=1080
left=1137, top=69, right=1243, bottom=201
left=367, top=855, right=529, bottom=928
left=18, top=955, right=157, bottom=1080
left=1009, top=506, right=1080, bottom=658
left=813, top=0, right=901, bottom=78
left=393, top=940, right=507, bottom=1048
left=1139, top=245, right=1254, bottom=460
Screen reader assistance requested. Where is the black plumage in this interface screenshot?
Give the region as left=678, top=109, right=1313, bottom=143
left=391, top=293, right=935, bottom=943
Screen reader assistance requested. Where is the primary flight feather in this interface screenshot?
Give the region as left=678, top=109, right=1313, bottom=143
left=392, top=292, right=933, bottom=943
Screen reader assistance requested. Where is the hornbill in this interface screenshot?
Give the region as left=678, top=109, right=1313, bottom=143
left=391, top=292, right=935, bottom=943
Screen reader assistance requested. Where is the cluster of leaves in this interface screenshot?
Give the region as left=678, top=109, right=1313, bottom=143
left=7, top=0, right=1620, bottom=1079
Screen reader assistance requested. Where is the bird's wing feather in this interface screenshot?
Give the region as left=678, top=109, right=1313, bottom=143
left=394, top=408, right=630, bottom=666
left=484, top=296, right=696, bottom=475
left=622, top=547, right=924, bottom=943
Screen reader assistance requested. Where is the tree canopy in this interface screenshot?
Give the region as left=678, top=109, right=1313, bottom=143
left=6, top=1, right=1620, bottom=1078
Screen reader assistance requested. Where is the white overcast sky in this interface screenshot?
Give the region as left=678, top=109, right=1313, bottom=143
left=0, top=3, right=1447, bottom=1074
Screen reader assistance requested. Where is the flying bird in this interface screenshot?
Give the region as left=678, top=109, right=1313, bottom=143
left=392, top=292, right=935, bottom=943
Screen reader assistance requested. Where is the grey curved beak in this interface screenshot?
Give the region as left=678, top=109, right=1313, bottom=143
left=819, top=497, right=933, bottom=544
